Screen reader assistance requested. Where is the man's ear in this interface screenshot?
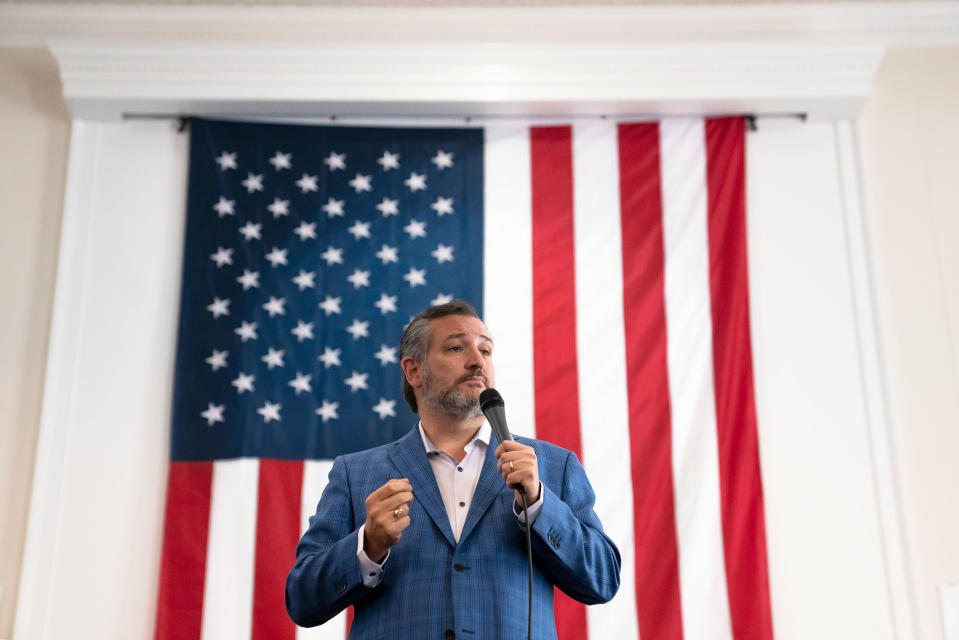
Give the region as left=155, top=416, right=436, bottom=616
left=401, top=357, right=423, bottom=389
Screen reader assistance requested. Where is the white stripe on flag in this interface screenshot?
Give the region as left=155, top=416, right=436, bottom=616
left=571, top=120, right=641, bottom=638
left=202, top=458, right=259, bottom=640
left=483, top=123, right=536, bottom=439
left=659, top=118, right=733, bottom=640
left=298, top=460, right=346, bottom=640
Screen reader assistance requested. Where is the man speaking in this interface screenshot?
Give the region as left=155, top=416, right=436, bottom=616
left=286, top=301, right=621, bottom=638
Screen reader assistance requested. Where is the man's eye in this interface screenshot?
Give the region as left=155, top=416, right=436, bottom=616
left=448, top=346, right=462, bottom=352
left=481, top=349, right=491, bottom=356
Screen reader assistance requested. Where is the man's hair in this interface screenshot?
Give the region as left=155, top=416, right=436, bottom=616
left=399, top=301, right=481, bottom=413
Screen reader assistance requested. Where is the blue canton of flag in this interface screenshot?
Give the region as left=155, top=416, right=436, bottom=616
left=171, top=118, right=484, bottom=461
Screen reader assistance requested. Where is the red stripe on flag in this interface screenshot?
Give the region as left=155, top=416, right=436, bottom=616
left=529, top=125, right=588, bottom=640
left=252, top=459, right=305, bottom=640
left=617, top=122, right=684, bottom=640
left=155, top=462, right=213, bottom=640
left=705, top=117, right=775, bottom=640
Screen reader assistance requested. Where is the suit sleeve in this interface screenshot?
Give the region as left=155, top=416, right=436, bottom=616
left=527, top=448, right=622, bottom=605
left=285, top=455, right=373, bottom=627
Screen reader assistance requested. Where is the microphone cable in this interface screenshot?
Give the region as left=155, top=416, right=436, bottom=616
left=518, top=489, right=533, bottom=640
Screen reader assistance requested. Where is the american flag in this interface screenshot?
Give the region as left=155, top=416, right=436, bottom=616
left=156, top=117, right=774, bottom=640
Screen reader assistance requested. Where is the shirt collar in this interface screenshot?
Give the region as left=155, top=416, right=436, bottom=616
left=418, top=421, right=491, bottom=456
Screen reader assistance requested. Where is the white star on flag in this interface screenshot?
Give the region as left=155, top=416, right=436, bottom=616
left=376, top=198, right=399, bottom=217
left=236, top=270, right=260, bottom=290
left=431, top=149, right=454, bottom=169
left=319, top=296, right=342, bottom=316
left=291, top=321, right=315, bottom=342
left=318, top=346, right=342, bottom=368
left=374, top=345, right=398, bottom=365
left=295, top=173, right=318, bottom=193
left=404, top=219, right=427, bottom=239
left=372, top=398, right=397, bottom=420
left=346, top=319, right=370, bottom=340
left=215, top=151, right=237, bottom=171
left=349, top=174, right=373, bottom=193
left=431, top=244, right=454, bottom=263
left=289, top=372, right=312, bottom=395
left=235, top=321, right=258, bottom=342
left=315, top=400, right=339, bottom=422
left=293, top=221, right=317, bottom=241
left=242, top=173, right=264, bottom=193
left=257, top=401, right=281, bottom=423
left=207, top=297, right=231, bottom=318
left=375, top=245, right=399, bottom=264
left=265, top=247, right=288, bottom=267
left=344, top=371, right=369, bottom=392
left=374, top=293, right=398, bottom=314
left=205, top=349, right=228, bottom=371
left=431, top=293, right=454, bottom=306
left=262, top=348, right=285, bottom=369
left=213, top=197, right=235, bottom=217
left=404, top=172, right=427, bottom=192
left=231, top=372, right=255, bottom=394
left=347, top=269, right=371, bottom=289
left=322, top=198, right=345, bottom=218
left=262, top=297, right=286, bottom=317
left=238, top=222, right=262, bottom=241
left=292, top=270, right=316, bottom=290
left=201, top=403, right=226, bottom=425
left=404, top=267, right=427, bottom=287
left=210, top=247, right=234, bottom=267
left=321, top=246, right=343, bottom=265
left=269, top=151, right=292, bottom=170
left=267, top=198, right=290, bottom=218
left=377, top=150, right=400, bottom=170
left=347, top=221, right=372, bottom=240
left=324, top=151, right=346, bottom=171
left=431, top=197, right=454, bottom=216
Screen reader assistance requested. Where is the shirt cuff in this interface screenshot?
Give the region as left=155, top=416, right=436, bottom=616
left=513, top=482, right=545, bottom=527
left=356, top=523, right=388, bottom=587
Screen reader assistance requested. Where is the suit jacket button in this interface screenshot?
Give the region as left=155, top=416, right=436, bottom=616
left=444, top=630, right=455, bottom=639
left=453, top=563, right=465, bottom=572
left=334, top=581, right=346, bottom=594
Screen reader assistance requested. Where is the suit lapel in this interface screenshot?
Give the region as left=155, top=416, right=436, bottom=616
left=388, top=427, right=456, bottom=549
left=458, top=434, right=508, bottom=545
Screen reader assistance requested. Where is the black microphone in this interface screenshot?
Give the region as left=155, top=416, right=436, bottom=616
left=479, top=388, right=523, bottom=495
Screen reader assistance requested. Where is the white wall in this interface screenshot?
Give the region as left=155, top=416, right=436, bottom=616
left=859, top=47, right=959, bottom=640
left=0, top=48, right=70, bottom=639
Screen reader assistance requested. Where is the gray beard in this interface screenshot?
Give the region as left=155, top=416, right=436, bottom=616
left=421, top=370, right=483, bottom=419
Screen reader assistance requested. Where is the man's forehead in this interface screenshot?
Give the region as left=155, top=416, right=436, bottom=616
left=428, top=314, right=493, bottom=344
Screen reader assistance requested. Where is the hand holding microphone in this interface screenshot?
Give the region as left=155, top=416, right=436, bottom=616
left=481, top=389, right=541, bottom=503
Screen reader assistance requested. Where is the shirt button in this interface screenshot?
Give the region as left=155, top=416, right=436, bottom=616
left=453, top=563, right=466, bottom=572
left=458, top=501, right=466, bottom=507
left=457, top=467, right=463, bottom=472
left=444, top=630, right=455, bottom=640
left=369, top=572, right=376, bottom=577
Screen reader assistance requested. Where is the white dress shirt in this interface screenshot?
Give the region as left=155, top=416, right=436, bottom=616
left=357, top=421, right=543, bottom=587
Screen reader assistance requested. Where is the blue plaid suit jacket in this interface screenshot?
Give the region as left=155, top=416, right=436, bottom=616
left=286, top=426, right=621, bottom=639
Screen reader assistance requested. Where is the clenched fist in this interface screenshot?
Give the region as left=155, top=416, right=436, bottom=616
left=362, top=479, right=413, bottom=563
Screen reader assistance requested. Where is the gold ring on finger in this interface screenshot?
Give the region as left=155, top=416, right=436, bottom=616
left=393, top=507, right=404, bottom=520
left=509, top=461, right=514, bottom=472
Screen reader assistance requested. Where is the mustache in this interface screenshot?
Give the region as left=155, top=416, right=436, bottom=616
left=457, top=368, right=489, bottom=386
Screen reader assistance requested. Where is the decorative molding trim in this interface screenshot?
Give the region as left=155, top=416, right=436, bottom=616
left=1, top=2, right=955, bottom=119
left=836, top=119, right=920, bottom=640
left=2, top=3, right=959, bottom=47
left=13, top=121, right=101, bottom=640
left=50, top=41, right=883, bottom=120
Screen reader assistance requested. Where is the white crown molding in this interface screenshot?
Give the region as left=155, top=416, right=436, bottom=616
left=1, top=2, right=955, bottom=120
left=2, top=3, right=959, bottom=47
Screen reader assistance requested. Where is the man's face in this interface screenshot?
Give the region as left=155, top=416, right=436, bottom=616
left=418, top=314, right=495, bottom=419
